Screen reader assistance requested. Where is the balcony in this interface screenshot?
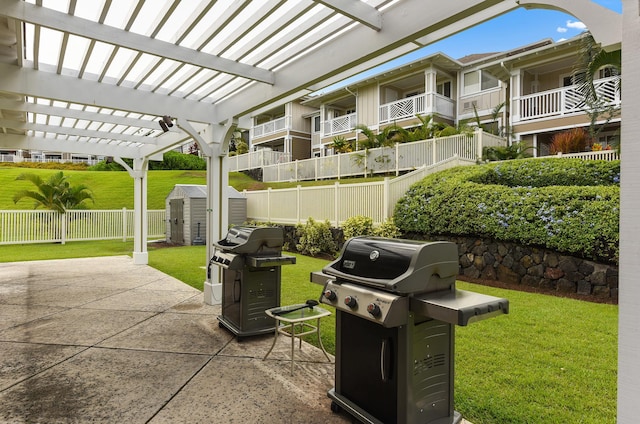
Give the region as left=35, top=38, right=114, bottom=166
left=379, top=92, right=455, bottom=124
left=251, top=116, right=290, bottom=139
left=323, top=113, right=357, bottom=137
left=517, top=76, right=620, bottom=122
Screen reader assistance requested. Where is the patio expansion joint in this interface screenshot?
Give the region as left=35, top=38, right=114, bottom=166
left=143, top=354, right=217, bottom=424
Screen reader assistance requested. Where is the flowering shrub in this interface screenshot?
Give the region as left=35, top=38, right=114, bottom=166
left=394, top=158, right=620, bottom=263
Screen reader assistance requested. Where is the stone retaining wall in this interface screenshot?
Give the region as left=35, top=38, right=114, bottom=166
left=281, top=225, right=618, bottom=303
left=404, top=234, right=618, bottom=303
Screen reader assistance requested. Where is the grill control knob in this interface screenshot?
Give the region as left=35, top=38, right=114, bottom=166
left=324, top=290, right=337, bottom=301
left=344, top=295, right=357, bottom=308
left=367, top=303, right=381, bottom=317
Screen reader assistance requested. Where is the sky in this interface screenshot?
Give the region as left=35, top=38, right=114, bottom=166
left=314, top=0, right=622, bottom=94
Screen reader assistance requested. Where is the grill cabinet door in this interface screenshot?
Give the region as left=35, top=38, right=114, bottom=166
left=337, top=311, right=399, bottom=423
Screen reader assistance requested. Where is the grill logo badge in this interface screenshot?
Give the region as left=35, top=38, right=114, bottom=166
left=369, top=250, right=380, bottom=261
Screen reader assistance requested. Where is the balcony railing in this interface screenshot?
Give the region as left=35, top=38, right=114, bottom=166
left=517, top=76, right=620, bottom=122
left=379, top=92, right=455, bottom=124
left=323, top=113, right=358, bottom=137
left=251, top=116, right=290, bottom=139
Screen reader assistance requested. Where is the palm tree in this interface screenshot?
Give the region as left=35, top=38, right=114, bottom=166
left=13, top=171, right=94, bottom=213
left=573, top=32, right=621, bottom=144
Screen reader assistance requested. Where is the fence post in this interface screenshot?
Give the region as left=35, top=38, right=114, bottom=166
left=477, top=128, right=483, bottom=160
left=296, top=185, right=301, bottom=224
left=61, top=212, right=66, bottom=245
left=334, top=182, right=340, bottom=227
left=337, top=153, right=341, bottom=180
left=432, top=137, right=437, bottom=165
left=383, top=177, right=390, bottom=222
left=395, top=143, right=400, bottom=176
left=122, top=207, right=127, bottom=242
left=267, top=188, right=272, bottom=222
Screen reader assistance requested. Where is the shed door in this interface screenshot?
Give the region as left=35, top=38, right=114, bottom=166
left=170, top=199, right=184, bottom=244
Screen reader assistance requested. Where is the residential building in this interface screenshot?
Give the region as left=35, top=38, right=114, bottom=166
left=248, top=34, right=620, bottom=160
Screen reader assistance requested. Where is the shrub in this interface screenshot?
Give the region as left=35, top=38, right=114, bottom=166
left=342, top=215, right=374, bottom=239
left=373, top=218, right=401, bottom=238
left=295, top=218, right=337, bottom=257
left=89, top=151, right=206, bottom=171
left=394, top=158, right=620, bottom=263
left=550, top=128, right=592, bottom=154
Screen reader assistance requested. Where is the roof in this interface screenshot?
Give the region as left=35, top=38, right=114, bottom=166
left=0, top=1, right=623, bottom=162
left=170, top=184, right=244, bottom=199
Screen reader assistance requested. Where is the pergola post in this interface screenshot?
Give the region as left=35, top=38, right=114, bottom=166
left=115, top=156, right=149, bottom=265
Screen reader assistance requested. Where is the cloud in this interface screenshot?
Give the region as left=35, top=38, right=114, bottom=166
left=566, top=20, right=587, bottom=30
left=557, top=27, right=568, bottom=33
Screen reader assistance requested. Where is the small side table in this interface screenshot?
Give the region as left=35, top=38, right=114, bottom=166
left=263, top=304, right=332, bottom=374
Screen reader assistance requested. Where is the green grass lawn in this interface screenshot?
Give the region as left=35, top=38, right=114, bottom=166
left=0, top=241, right=617, bottom=424
left=0, top=166, right=385, bottom=210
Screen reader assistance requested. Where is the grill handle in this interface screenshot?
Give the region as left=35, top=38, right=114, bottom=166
left=380, top=338, right=391, bottom=382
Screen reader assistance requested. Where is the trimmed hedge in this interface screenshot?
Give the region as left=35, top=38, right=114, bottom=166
left=394, top=159, right=620, bottom=263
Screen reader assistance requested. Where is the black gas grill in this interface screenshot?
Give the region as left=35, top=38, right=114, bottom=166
left=210, top=226, right=296, bottom=339
left=312, top=236, right=509, bottom=424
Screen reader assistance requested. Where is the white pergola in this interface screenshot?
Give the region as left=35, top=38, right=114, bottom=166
left=0, top=1, right=637, bottom=421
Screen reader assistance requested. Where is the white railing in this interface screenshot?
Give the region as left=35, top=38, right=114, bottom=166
left=323, top=113, right=358, bottom=137
left=542, top=150, right=619, bottom=161
left=261, top=129, right=505, bottom=182
left=228, top=150, right=292, bottom=172
left=379, top=93, right=455, bottom=124
left=250, top=116, right=290, bottom=139
left=0, top=209, right=166, bottom=245
left=517, top=76, right=620, bottom=122
left=244, top=156, right=476, bottom=226
left=0, top=156, right=101, bottom=165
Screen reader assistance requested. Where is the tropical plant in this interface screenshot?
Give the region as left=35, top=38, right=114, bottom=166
left=13, top=171, right=95, bottom=213
left=549, top=128, right=592, bottom=154
left=482, top=141, right=533, bottom=161
left=330, top=135, right=354, bottom=153
left=354, top=124, right=402, bottom=149
left=573, top=32, right=621, bottom=143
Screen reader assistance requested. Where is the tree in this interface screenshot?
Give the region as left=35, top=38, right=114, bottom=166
left=13, top=172, right=95, bottom=213
left=573, top=32, right=621, bottom=144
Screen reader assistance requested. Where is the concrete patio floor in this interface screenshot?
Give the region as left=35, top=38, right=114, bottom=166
left=0, top=256, right=349, bottom=423
left=0, top=255, right=473, bottom=424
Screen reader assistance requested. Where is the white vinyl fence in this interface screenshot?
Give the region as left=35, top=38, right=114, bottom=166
left=0, top=208, right=165, bottom=245
left=261, top=129, right=505, bottom=182
left=244, top=156, right=476, bottom=227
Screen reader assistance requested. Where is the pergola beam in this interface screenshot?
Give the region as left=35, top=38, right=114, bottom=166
left=0, top=0, right=275, bottom=85
left=312, top=0, right=382, bottom=31
left=0, top=62, right=214, bottom=123
left=0, top=118, right=163, bottom=145
left=0, top=99, right=160, bottom=130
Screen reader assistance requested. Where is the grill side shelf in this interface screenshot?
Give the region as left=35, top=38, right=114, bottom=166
left=411, top=289, right=509, bottom=326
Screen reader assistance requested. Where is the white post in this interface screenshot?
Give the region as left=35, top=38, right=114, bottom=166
left=395, top=143, right=400, bottom=176
left=296, top=185, right=301, bottom=225
left=122, top=207, right=127, bottom=242
left=61, top=212, right=66, bottom=245
left=477, top=128, right=483, bottom=160
left=131, top=158, right=149, bottom=265
left=334, top=181, right=340, bottom=227
left=619, top=0, right=640, bottom=421
left=383, top=177, right=390, bottom=222
left=432, top=137, right=437, bottom=165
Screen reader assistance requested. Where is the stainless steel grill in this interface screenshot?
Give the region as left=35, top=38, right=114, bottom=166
left=311, top=236, right=509, bottom=424
left=210, top=226, right=295, bottom=339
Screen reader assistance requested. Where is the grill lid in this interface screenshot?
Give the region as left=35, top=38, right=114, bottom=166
left=323, top=237, right=459, bottom=294
left=213, top=226, right=284, bottom=254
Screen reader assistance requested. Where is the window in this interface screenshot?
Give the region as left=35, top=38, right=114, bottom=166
left=463, top=70, right=498, bottom=95
left=599, top=67, right=618, bottom=79
left=437, top=81, right=451, bottom=98
left=313, top=116, right=320, bottom=133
